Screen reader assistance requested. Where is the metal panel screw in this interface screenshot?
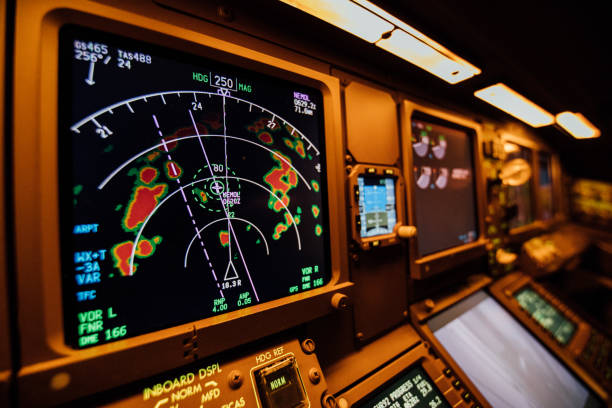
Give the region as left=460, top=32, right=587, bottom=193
left=308, top=367, right=321, bottom=384
left=228, top=370, right=243, bottom=389
left=301, top=338, right=316, bottom=354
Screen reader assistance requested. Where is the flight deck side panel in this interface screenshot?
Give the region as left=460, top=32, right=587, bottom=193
left=12, top=1, right=348, bottom=406
left=0, top=0, right=12, bottom=403
left=344, top=81, right=399, bottom=166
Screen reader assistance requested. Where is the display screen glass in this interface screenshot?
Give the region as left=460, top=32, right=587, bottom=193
left=357, top=176, right=397, bottom=238
left=411, top=117, right=478, bottom=256
left=355, top=365, right=450, bottom=408
left=514, top=286, right=576, bottom=345
left=59, top=26, right=330, bottom=348
left=538, top=152, right=554, bottom=220
left=428, top=291, right=602, bottom=408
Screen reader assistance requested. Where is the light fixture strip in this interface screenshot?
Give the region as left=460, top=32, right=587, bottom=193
left=376, top=29, right=477, bottom=84
left=278, top=0, right=394, bottom=43
left=279, top=0, right=480, bottom=84
left=555, top=112, right=600, bottom=139
left=474, top=83, right=555, bottom=128
left=352, top=0, right=479, bottom=72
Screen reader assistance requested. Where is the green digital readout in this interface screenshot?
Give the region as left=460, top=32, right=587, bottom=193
left=356, top=365, right=450, bottom=408
left=514, top=287, right=576, bottom=345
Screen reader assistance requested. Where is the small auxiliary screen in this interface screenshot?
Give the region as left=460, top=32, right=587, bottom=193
left=514, top=287, right=576, bottom=345
left=355, top=365, right=450, bottom=408
left=59, top=26, right=330, bottom=348
left=428, top=291, right=602, bottom=408
left=411, top=117, right=478, bottom=256
left=357, top=176, right=397, bottom=238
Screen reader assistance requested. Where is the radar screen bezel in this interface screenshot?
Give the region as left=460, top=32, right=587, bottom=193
left=12, top=4, right=350, bottom=405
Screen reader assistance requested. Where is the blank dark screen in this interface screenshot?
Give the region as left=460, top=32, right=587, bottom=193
left=411, top=117, right=478, bottom=256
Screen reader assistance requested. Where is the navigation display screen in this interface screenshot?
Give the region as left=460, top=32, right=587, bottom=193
left=411, top=117, right=478, bottom=256
left=357, top=176, right=397, bottom=238
left=514, top=287, right=576, bottom=345
left=59, top=26, right=329, bottom=348
left=355, top=365, right=450, bottom=408
left=428, top=291, right=602, bottom=408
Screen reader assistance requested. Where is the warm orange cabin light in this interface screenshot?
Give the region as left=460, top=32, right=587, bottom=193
left=474, top=83, right=555, bottom=128
left=555, top=112, right=601, bottom=139
left=376, top=29, right=480, bottom=84
left=279, top=0, right=393, bottom=43
left=279, top=0, right=480, bottom=84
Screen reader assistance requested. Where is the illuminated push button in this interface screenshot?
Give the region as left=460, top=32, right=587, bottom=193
left=443, top=368, right=453, bottom=377
left=254, top=356, right=308, bottom=408
left=452, top=379, right=462, bottom=389
left=461, top=391, right=472, bottom=402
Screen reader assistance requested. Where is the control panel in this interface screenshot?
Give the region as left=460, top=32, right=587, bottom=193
left=490, top=272, right=611, bottom=397
left=78, top=338, right=328, bottom=408
left=337, top=342, right=481, bottom=408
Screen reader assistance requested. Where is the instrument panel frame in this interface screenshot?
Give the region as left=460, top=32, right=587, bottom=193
left=400, top=101, right=487, bottom=280
left=347, top=164, right=406, bottom=250
left=337, top=341, right=465, bottom=408
left=0, top=0, right=12, bottom=402
left=12, top=1, right=350, bottom=405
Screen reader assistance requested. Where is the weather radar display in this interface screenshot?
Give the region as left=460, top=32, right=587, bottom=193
left=60, top=26, right=329, bottom=348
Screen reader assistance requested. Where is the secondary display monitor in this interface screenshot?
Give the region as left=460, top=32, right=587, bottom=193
left=411, top=117, right=478, bottom=256
left=355, top=364, right=450, bottom=408
left=59, top=26, right=329, bottom=348
left=514, top=286, right=576, bottom=345
left=357, top=175, right=397, bottom=238
left=428, top=291, right=602, bottom=408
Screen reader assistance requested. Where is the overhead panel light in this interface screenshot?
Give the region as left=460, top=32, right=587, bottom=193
left=556, top=112, right=600, bottom=139
left=474, top=83, right=555, bottom=127
left=376, top=29, right=479, bottom=84
left=355, top=0, right=481, bottom=84
left=279, top=0, right=480, bottom=84
left=278, top=0, right=393, bottom=43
